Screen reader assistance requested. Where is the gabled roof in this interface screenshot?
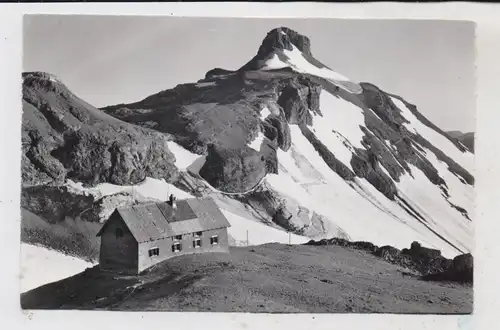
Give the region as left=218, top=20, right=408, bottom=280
left=96, top=197, right=231, bottom=243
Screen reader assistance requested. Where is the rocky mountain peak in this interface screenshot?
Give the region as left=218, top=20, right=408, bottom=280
left=240, top=27, right=314, bottom=71
left=259, top=27, right=313, bottom=57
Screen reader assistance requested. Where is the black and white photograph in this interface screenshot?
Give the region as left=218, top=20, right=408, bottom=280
left=19, top=15, right=475, bottom=313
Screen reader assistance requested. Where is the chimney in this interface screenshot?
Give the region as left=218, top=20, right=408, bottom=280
left=169, top=194, right=177, bottom=209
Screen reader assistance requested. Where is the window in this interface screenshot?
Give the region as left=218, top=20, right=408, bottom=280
left=193, top=231, right=203, bottom=237
left=172, top=243, right=182, bottom=253
left=148, top=248, right=159, bottom=257
left=193, top=238, right=202, bottom=248
left=115, top=228, right=124, bottom=238
left=210, top=235, right=219, bottom=245
left=174, top=235, right=182, bottom=241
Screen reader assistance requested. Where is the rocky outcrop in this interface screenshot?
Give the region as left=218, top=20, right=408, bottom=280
left=204, top=68, right=235, bottom=80
left=357, top=127, right=408, bottom=182
left=351, top=149, right=398, bottom=200
left=21, top=185, right=96, bottom=223
left=400, top=241, right=452, bottom=275
left=272, top=205, right=300, bottom=232
left=278, top=84, right=313, bottom=125
left=358, top=83, right=474, bottom=189
left=262, top=115, right=292, bottom=151
left=260, top=138, right=279, bottom=174
left=360, top=82, right=407, bottom=131
left=22, top=72, right=179, bottom=187
left=422, top=252, right=473, bottom=283
left=412, top=132, right=474, bottom=185
left=240, top=27, right=327, bottom=71
left=233, top=182, right=349, bottom=239
left=305, top=239, right=470, bottom=282
left=451, top=253, right=474, bottom=281
left=199, top=144, right=267, bottom=193
left=277, top=77, right=321, bottom=126
left=22, top=101, right=67, bottom=186
left=21, top=184, right=161, bottom=224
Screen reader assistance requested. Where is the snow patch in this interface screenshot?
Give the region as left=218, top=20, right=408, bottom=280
left=282, top=44, right=351, bottom=82
left=307, top=90, right=366, bottom=172
left=262, top=54, right=289, bottom=70
left=260, top=106, right=271, bottom=119
left=248, top=132, right=265, bottom=152
left=196, top=81, right=217, bottom=88
left=65, top=177, right=192, bottom=202
left=262, top=45, right=362, bottom=94
left=187, top=155, right=207, bottom=176
left=20, top=243, right=95, bottom=293
left=395, top=164, right=473, bottom=255
left=166, top=140, right=207, bottom=176
left=167, top=141, right=201, bottom=170
left=222, top=210, right=308, bottom=246
left=268, top=120, right=470, bottom=258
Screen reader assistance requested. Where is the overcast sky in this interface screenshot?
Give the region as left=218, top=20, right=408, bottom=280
left=23, top=15, right=476, bottom=132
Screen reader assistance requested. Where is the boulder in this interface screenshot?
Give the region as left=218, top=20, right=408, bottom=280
left=374, top=245, right=401, bottom=262
left=263, top=115, right=292, bottom=151
left=199, top=144, right=267, bottom=193
left=277, top=84, right=312, bottom=125
left=453, top=253, right=473, bottom=273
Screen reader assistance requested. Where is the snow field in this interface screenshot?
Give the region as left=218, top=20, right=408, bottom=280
left=309, top=90, right=366, bottom=173
left=395, top=166, right=473, bottom=255
left=20, top=243, right=95, bottom=293
left=262, top=44, right=363, bottom=94
left=167, top=141, right=202, bottom=170
left=267, top=124, right=464, bottom=257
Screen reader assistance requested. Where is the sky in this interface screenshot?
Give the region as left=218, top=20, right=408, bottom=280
left=23, top=15, right=476, bottom=132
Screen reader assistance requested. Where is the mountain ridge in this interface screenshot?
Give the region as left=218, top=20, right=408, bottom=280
left=447, top=130, right=475, bottom=153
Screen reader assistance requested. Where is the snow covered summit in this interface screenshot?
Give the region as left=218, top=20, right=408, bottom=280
left=240, top=27, right=363, bottom=94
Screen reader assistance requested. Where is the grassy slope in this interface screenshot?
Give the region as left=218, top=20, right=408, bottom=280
left=21, top=243, right=472, bottom=313
left=21, top=208, right=101, bottom=263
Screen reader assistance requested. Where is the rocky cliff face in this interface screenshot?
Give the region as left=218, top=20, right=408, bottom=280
left=22, top=72, right=179, bottom=187
left=21, top=27, right=474, bottom=260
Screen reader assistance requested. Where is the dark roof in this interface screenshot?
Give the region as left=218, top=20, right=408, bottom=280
left=96, top=197, right=231, bottom=243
